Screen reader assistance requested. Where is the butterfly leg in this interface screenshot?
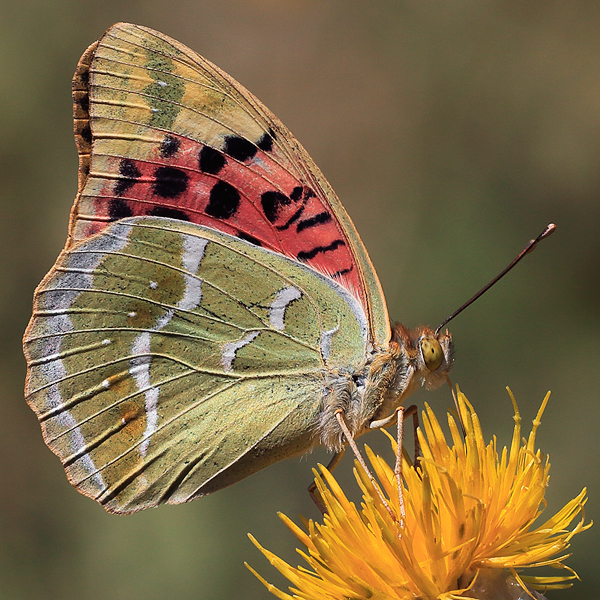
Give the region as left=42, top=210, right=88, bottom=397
left=406, top=404, right=420, bottom=468
left=370, top=404, right=420, bottom=466
left=308, top=449, right=345, bottom=515
left=334, top=410, right=398, bottom=523
left=369, top=411, right=399, bottom=430
left=395, top=406, right=407, bottom=523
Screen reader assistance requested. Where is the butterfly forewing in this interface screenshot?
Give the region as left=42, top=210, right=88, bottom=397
left=69, top=22, right=390, bottom=348
left=24, top=218, right=368, bottom=513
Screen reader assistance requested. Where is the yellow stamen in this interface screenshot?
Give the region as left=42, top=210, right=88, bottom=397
left=249, top=389, right=591, bottom=599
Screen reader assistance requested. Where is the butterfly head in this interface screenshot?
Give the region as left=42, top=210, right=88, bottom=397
left=392, top=323, right=454, bottom=391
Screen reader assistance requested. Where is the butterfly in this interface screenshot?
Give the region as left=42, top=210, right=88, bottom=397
left=23, top=23, right=453, bottom=514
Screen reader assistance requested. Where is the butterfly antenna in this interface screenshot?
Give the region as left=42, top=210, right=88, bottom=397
left=435, top=223, right=556, bottom=335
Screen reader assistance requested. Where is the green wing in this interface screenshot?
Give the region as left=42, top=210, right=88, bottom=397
left=24, top=217, right=368, bottom=513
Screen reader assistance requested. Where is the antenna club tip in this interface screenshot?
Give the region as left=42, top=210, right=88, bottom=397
left=529, top=223, right=556, bottom=248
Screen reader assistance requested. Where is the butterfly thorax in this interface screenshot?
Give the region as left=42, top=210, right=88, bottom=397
left=318, top=324, right=453, bottom=452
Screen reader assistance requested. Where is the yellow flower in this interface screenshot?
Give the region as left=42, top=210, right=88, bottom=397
left=247, top=389, right=590, bottom=600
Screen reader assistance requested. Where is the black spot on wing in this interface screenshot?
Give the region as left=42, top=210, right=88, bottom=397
left=114, top=159, right=142, bottom=196
left=257, top=131, right=273, bottom=152
left=261, top=191, right=291, bottom=223
left=296, top=211, right=332, bottom=233
left=80, top=124, right=92, bottom=144
left=297, top=239, right=345, bottom=261
left=80, top=68, right=89, bottom=85
left=223, top=135, right=257, bottom=162
left=199, top=146, right=226, bottom=175
left=152, top=166, right=189, bottom=198
left=148, top=206, right=190, bottom=221
left=79, top=93, right=89, bottom=114
left=206, top=181, right=240, bottom=219
left=331, top=267, right=353, bottom=278
left=160, top=134, right=181, bottom=158
left=276, top=205, right=305, bottom=231
left=290, top=186, right=303, bottom=201
left=237, top=231, right=262, bottom=246
left=108, top=199, right=133, bottom=221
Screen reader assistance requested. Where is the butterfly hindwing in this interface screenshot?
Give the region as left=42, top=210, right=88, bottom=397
left=24, top=217, right=368, bottom=513
left=70, top=22, right=390, bottom=348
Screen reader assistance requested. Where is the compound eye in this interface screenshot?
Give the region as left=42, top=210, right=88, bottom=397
left=420, top=337, right=443, bottom=371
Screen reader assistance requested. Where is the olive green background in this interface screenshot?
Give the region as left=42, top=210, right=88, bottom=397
left=1, top=2, right=598, bottom=599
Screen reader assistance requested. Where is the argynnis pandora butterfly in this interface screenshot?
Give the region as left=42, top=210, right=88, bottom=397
left=23, top=23, right=453, bottom=514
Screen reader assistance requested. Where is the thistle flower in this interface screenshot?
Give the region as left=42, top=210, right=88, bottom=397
left=247, top=389, right=590, bottom=600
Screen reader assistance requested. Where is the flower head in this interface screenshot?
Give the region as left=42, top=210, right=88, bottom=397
left=248, top=389, right=590, bottom=600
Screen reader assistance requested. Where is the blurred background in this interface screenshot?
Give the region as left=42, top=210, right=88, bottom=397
left=1, top=1, right=598, bottom=598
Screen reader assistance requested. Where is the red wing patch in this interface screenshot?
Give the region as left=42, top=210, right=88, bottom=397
left=69, top=23, right=364, bottom=303
left=75, top=133, right=358, bottom=290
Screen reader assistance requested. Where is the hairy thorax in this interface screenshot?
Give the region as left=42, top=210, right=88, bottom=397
left=317, top=323, right=454, bottom=452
